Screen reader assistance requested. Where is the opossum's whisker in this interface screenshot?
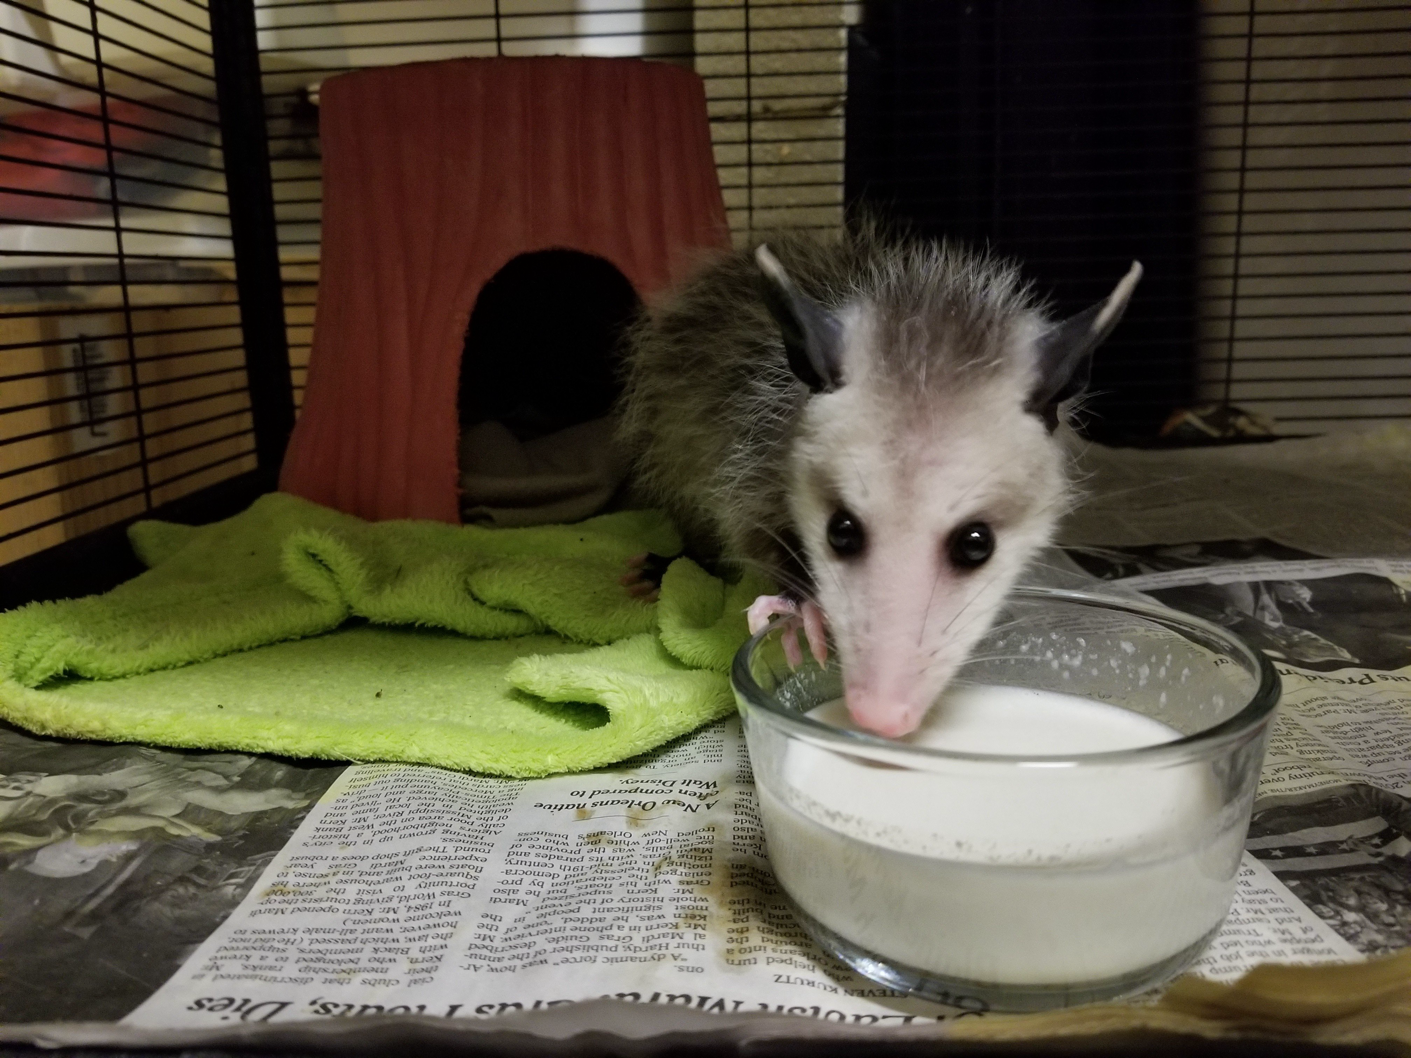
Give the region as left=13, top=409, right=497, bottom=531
left=938, top=570, right=1005, bottom=641
left=745, top=525, right=815, bottom=590
left=942, top=464, right=1007, bottom=521
left=923, top=596, right=1030, bottom=666
left=1078, top=474, right=1199, bottom=505
left=730, top=547, right=826, bottom=613
left=917, top=563, right=944, bottom=648
left=751, top=521, right=850, bottom=615
left=1028, top=491, right=1084, bottom=526
left=1019, top=558, right=1081, bottom=578
left=1019, top=557, right=1106, bottom=583
left=942, top=611, right=1003, bottom=655
left=731, top=555, right=815, bottom=604
left=957, top=653, right=1028, bottom=667
left=966, top=616, right=1026, bottom=639
left=846, top=451, right=870, bottom=502
left=962, top=623, right=1042, bottom=649
left=758, top=525, right=810, bottom=574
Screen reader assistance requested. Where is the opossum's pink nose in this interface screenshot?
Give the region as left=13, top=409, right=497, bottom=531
left=844, top=684, right=927, bottom=738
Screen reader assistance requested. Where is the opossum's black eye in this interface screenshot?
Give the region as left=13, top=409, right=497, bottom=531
left=826, top=509, right=866, bottom=559
left=948, top=522, right=994, bottom=570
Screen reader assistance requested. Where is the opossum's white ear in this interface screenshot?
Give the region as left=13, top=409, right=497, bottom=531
left=1026, top=261, right=1143, bottom=429
left=755, top=245, right=844, bottom=392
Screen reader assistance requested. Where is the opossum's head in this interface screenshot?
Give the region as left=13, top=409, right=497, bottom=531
left=757, top=243, right=1141, bottom=737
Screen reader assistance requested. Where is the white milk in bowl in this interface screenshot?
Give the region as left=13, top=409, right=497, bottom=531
left=756, top=685, right=1245, bottom=994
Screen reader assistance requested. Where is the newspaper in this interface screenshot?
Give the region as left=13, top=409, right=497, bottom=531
left=118, top=707, right=1364, bottom=1029
left=3, top=549, right=1407, bottom=1027
left=120, top=719, right=964, bottom=1028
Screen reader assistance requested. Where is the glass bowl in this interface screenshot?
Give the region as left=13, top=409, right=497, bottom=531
left=730, top=586, right=1280, bottom=1012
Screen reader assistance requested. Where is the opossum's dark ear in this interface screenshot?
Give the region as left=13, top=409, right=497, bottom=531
left=755, top=245, right=844, bottom=393
left=1027, top=262, right=1143, bottom=430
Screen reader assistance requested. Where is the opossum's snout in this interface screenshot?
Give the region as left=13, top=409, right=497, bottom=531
left=838, top=614, right=981, bottom=738
left=835, top=593, right=962, bottom=738
left=843, top=680, right=932, bottom=738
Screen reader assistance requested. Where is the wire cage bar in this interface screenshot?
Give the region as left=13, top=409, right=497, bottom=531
left=0, top=0, right=285, bottom=603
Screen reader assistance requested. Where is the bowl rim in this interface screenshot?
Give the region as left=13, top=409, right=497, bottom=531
left=729, top=585, right=1282, bottom=766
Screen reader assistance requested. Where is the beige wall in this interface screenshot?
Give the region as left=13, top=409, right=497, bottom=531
left=0, top=284, right=257, bottom=567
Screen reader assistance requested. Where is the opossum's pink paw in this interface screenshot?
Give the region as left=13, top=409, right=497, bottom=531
left=747, top=594, right=798, bottom=635
left=620, top=579, right=659, bottom=602
left=799, top=599, right=828, bottom=666
left=747, top=594, right=812, bottom=670
left=618, top=571, right=659, bottom=602
left=619, top=552, right=670, bottom=602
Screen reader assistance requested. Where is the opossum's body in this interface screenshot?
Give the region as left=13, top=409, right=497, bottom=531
left=618, top=225, right=1139, bottom=736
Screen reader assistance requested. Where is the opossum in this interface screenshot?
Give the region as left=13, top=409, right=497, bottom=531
left=617, top=224, right=1141, bottom=737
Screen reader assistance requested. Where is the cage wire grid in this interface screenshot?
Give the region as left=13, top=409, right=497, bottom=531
left=0, top=0, right=263, bottom=569
left=0, top=0, right=1406, bottom=570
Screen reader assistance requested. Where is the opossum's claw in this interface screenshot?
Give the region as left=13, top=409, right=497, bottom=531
left=799, top=599, right=828, bottom=666
left=620, top=552, right=673, bottom=601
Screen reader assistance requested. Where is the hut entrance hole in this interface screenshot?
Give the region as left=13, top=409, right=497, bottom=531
left=457, top=249, right=642, bottom=441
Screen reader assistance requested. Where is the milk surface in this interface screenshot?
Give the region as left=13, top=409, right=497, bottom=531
left=758, top=685, right=1242, bottom=986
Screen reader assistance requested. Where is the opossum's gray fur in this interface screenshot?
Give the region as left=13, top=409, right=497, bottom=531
left=616, top=222, right=1045, bottom=591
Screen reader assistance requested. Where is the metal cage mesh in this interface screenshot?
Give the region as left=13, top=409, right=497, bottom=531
left=0, top=0, right=256, bottom=568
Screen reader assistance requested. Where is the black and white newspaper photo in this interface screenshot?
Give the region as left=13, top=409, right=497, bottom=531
left=0, top=728, right=341, bottom=1022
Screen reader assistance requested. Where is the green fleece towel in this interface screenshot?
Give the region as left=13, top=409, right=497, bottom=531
left=0, top=493, right=771, bottom=777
